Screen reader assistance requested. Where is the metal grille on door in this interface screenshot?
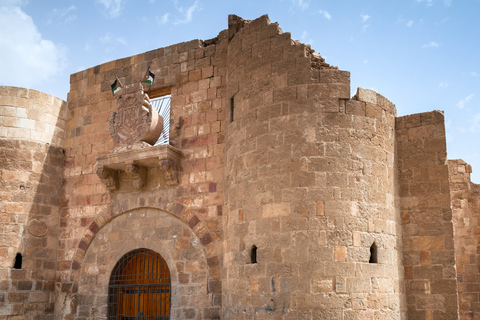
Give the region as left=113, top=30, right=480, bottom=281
left=108, top=248, right=171, bottom=320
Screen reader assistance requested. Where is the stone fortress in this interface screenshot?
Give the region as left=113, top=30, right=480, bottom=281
left=0, top=14, right=479, bottom=320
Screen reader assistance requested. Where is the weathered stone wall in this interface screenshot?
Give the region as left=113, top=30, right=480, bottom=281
left=0, top=87, right=66, bottom=319
left=449, top=160, right=480, bottom=319
left=223, top=15, right=405, bottom=319
left=74, top=208, right=209, bottom=319
left=3, top=14, right=480, bottom=320
left=396, top=111, right=459, bottom=319
left=59, top=26, right=228, bottom=319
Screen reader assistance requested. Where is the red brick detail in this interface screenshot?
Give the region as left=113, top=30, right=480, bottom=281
left=78, top=240, right=88, bottom=251
left=89, top=221, right=99, bottom=234
left=200, top=233, right=213, bottom=246
left=71, top=260, right=80, bottom=270
left=173, top=203, right=185, bottom=217
left=209, top=182, right=217, bottom=193
left=188, top=215, right=201, bottom=229
left=156, top=197, right=165, bottom=209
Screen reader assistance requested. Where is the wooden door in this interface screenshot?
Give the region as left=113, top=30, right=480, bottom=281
left=108, top=249, right=170, bottom=320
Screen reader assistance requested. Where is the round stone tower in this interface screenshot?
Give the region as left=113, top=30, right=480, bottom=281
left=0, top=86, right=66, bottom=318
left=223, top=15, right=404, bottom=319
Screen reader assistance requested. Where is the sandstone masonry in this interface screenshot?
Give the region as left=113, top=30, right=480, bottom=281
left=0, top=14, right=479, bottom=320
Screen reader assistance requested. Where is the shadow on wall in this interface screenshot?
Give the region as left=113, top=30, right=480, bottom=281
left=0, top=86, right=65, bottom=318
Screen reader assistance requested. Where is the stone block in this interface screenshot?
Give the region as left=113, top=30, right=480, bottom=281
left=310, top=276, right=334, bottom=293
left=261, top=203, right=289, bottom=219
left=346, top=100, right=366, bottom=116
left=413, top=236, right=445, bottom=251
left=316, top=201, right=325, bottom=216
left=334, top=246, right=346, bottom=262
left=355, top=88, right=377, bottom=104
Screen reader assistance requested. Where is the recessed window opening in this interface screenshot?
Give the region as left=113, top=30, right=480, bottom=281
left=151, top=95, right=171, bottom=146
left=13, top=253, right=22, bottom=269
left=251, top=245, right=257, bottom=264
left=369, top=242, right=378, bottom=264
left=230, top=96, right=235, bottom=123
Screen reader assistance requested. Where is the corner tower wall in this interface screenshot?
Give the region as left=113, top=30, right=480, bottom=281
left=396, top=111, right=459, bottom=319
left=223, top=15, right=405, bottom=319
left=0, top=86, right=66, bottom=319
left=448, top=159, right=480, bottom=318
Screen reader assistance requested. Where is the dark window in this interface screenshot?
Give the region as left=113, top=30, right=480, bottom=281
left=230, top=96, right=235, bottom=123
left=13, top=253, right=22, bottom=269
left=369, top=242, right=378, bottom=264
left=251, top=245, right=257, bottom=264
left=108, top=248, right=171, bottom=319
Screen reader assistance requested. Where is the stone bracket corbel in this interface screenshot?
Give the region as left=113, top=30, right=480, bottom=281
left=96, top=167, right=119, bottom=191
left=159, top=159, right=179, bottom=186
left=125, top=162, right=147, bottom=189
left=95, top=144, right=182, bottom=192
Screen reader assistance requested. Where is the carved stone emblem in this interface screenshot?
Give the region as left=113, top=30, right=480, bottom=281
left=109, top=83, right=163, bottom=152
left=28, top=219, right=48, bottom=237
left=160, top=159, right=179, bottom=185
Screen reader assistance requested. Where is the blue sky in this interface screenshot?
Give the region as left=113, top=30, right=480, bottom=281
left=1, top=0, right=479, bottom=182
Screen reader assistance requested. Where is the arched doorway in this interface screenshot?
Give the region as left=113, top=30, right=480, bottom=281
left=108, top=248, right=171, bottom=319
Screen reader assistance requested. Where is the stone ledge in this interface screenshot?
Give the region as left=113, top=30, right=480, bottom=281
left=95, top=144, right=182, bottom=191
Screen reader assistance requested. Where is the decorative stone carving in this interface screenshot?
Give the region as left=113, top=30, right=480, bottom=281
left=125, top=162, right=147, bottom=189
left=109, top=83, right=163, bottom=152
left=96, top=167, right=119, bottom=191
left=159, top=159, right=179, bottom=186
left=95, top=144, right=181, bottom=191
left=28, top=219, right=48, bottom=237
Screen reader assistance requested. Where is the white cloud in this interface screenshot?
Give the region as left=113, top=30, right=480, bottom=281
left=156, top=13, right=170, bottom=24
left=445, top=119, right=453, bottom=142
left=438, top=82, right=448, bottom=87
left=301, top=31, right=313, bottom=45
left=1, top=0, right=27, bottom=6
left=116, top=37, right=127, bottom=45
left=422, top=41, right=441, bottom=48
left=471, top=71, right=478, bottom=77
left=0, top=6, right=67, bottom=88
left=96, top=0, right=125, bottom=18
left=99, top=32, right=126, bottom=45
left=292, top=0, right=309, bottom=10
left=174, top=0, right=199, bottom=24
left=456, top=94, right=474, bottom=109
left=470, top=113, right=480, bottom=133
left=407, top=20, right=413, bottom=27
left=417, top=0, right=434, bottom=6
left=319, top=10, right=331, bottom=20
left=364, top=60, right=368, bottom=64
left=416, top=0, right=453, bottom=6
left=48, top=5, right=77, bottom=25
left=99, top=33, right=112, bottom=43
left=361, top=14, right=370, bottom=32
